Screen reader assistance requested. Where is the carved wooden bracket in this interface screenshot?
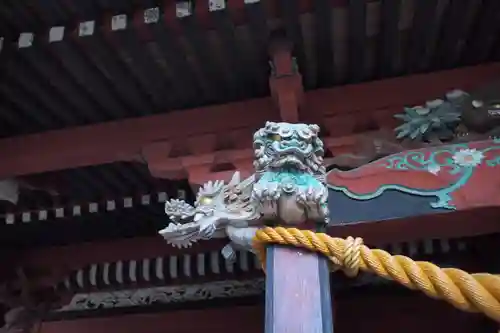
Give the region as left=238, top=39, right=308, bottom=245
left=145, top=36, right=306, bottom=185
left=269, top=36, right=303, bottom=123
left=142, top=131, right=367, bottom=185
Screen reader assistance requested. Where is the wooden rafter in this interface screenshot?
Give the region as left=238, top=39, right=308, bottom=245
left=11, top=206, right=500, bottom=291
left=0, top=64, right=498, bottom=183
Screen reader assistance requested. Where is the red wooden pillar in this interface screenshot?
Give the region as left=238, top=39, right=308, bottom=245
left=265, top=37, right=334, bottom=333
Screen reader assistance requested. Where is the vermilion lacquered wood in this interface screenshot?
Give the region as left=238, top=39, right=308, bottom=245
left=0, top=64, right=499, bottom=179
left=41, top=304, right=264, bottom=333
left=38, top=290, right=489, bottom=333
left=326, top=139, right=500, bottom=212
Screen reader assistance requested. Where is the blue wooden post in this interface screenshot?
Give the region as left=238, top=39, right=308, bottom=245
left=265, top=226, right=334, bottom=333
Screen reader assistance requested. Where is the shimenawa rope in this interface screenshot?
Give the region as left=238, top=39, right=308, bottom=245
left=252, top=227, right=500, bottom=323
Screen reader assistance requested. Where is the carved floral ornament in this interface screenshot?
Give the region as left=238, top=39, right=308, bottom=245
left=394, top=86, right=500, bottom=143
left=394, top=91, right=465, bottom=142
left=329, top=84, right=500, bottom=170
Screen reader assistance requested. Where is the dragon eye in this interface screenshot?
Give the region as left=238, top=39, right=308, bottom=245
left=199, top=197, right=213, bottom=205
left=472, top=100, right=484, bottom=108
left=269, top=134, right=281, bottom=141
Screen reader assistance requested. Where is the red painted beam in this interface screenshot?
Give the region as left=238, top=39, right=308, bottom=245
left=0, top=98, right=279, bottom=179
left=0, top=64, right=499, bottom=179
left=41, top=304, right=264, bottom=333
left=39, top=289, right=486, bottom=333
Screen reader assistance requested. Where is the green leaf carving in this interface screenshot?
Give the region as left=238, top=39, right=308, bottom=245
left=393, top=90, right=467, bottom=142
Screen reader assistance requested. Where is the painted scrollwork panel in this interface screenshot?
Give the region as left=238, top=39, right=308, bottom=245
left=327, top=139, right=500, bottom=211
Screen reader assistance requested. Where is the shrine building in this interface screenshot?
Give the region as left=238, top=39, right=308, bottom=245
left=0, top=1, right=500, bottom=332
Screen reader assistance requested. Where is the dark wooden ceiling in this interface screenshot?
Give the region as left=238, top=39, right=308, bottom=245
left=1, top=0, right=499, bottom=137
left=0, top=162, right=195, bottom=248
left=1, top=0, right=500, bottom=246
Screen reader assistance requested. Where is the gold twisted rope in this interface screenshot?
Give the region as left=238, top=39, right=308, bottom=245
left=252, top=227, right=500, bottom=323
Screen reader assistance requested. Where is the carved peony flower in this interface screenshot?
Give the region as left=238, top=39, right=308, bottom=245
left=427, top=164, right=441, bottom=175
left=452, top=148, right=484, bottom=167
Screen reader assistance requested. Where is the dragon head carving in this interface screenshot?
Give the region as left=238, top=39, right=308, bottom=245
left=253, top=121, right=325, bottom=180
left=159, top=172, right=259, bottom=248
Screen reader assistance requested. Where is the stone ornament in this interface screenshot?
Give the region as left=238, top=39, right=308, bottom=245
left=159, top=122, right=328, bottom=261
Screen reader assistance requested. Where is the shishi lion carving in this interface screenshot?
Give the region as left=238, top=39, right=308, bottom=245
left=252, top=122, right=329, bottom=223
left=159, top=122, right=329, bottom=261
